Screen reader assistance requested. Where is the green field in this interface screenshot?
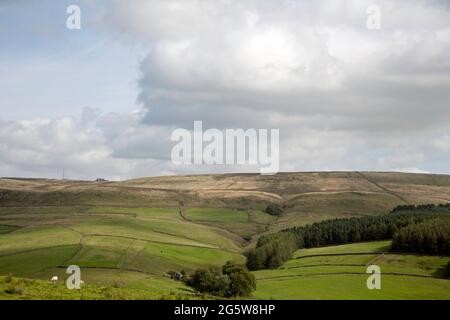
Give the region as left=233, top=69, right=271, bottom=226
left=184, top=208, right=275, bottom=239
left=1, top=172, right=450, bottom=299
left=0, top=274, right=195, bottom=300
left=253, top=241, right=450, bottom=300
left=0, top=205, right=250, bottom=298
left=254, top=274, right=450, bottom=300
left=0, top=225, right=17, bottom=234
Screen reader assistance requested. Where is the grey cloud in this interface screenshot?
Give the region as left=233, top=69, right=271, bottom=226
left=2, top=0, right=450, bottom=179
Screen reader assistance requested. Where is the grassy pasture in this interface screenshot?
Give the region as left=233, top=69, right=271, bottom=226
left=0, top=275, right=194, bottom=300
left=0, top=245, right=80, bottom=277
left=248, top=210, right=276, bottom=225
left=253, top=241, right=450, bottom=300
left=375, top=254, right=450, bottom=278
left=68, top=246, right=125, bottom=269
left=253, top=274, right=450, bottom=300
left=125, top=275, right=194, bottom=295
left=0, top=225, right=17, bottom=234
left=283, top=254, right=379, bottom=268
left=125, top=242, right=245, bottom=275
left=185, top=208, right=249, bottom=223
left=0, top=206, right=90, bottom=215
left=293, top=240, right=392, bottom=258
left=0, top=227, right=81, bottom=255
left=0, top=205, right=248, bottom=291
left=1, top=172, right=450, bottom=300
left=72, top=218, right=217, bottom=249
left=88, top=207, right=181, bottom=220
left=185, top=208, right=274, bottom=239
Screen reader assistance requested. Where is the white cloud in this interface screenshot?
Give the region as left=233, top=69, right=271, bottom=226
left=102, top=0, right=450, bottom=131
left=1, top=0, right=450, bottom=179
left=391, top=167, right=431, bottom=174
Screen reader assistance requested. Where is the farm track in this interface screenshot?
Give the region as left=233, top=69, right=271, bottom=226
left=178, top=206, right=190, bottom=222
left=365, top=253, right=386, bottom=266
left=356, top=172, right=410, bottom=204
left=118, top=240, right=135, bottom=270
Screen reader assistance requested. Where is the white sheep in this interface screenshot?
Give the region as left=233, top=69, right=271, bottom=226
left=80, top=280, right=85, bottom=286
left=51, top=276, right=58, bottom=283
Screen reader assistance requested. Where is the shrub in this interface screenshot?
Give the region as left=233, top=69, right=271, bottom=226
left=4, top=274, right=13, bottom=283
left=4, top=283, right=25, bottom=295
left=223, top=263, right=256, bottom=297
left=265, top=204, right=284, bottom=216
left=103, top=287, right=126, bottom=299
left=186, top=262, right=256, bottom=298
left=186, top=267, right=229, bottom=297
left=112, top=280, right=125, bottom=288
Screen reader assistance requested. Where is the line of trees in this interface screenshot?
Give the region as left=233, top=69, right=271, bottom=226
left=247, top=209, right=450, bottom=271
left=392, top=218, right=450, bottom=255
left=391, top=203, right=450, bottom=213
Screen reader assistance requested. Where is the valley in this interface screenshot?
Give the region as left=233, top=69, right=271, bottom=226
left=1, top=171, right=449, bottom=299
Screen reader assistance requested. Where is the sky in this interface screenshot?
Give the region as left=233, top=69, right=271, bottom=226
left=1, top=0, right=450, bottom=180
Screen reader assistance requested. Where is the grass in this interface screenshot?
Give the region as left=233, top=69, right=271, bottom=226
left=0, top=206, right=90, bottom=215
left=375, top=254, right=450, bottom=278
left=185, top=208, right=274, bottom=239
left=0, top=245, right=80, bottom=277
left=125, top=275, right=194, bottom=295
left=252, top=241, right=450, bottom=300
left=0, top=225, right=17, bottom=234
left=283, top=254, right=379, bottom=269
left=253, top=274, right=450, bottom=300
left=185, top=208, right=249, bottom=223
left=88, top=207, right=181, bottom=220
left=68, top=246, right=125, bottom=268
left=1, top=171, right=450, bottom=300
left=272, top=192, right=404, bottom=231
left=0, top=275, right=196, bottom=300
left=293, top=240, right=392, bottom=258
left=248, top=210, right=277, bottom=225
left=72, top=218, right=219, bottom=249
left=0, top=227, right=81, bottom=255
left=125, top=242, right=245, bottom=275
left=0, top=205, right=247, bottom=292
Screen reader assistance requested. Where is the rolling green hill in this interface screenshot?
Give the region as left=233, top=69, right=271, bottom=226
left=253, top=241, right=450, bottom=300
left=0, top=172, right=450, bottom=299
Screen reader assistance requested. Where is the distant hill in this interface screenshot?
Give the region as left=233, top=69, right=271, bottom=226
left=2, top=171, right=450, bottom=231
left=1, top=171, right=450, bottom=300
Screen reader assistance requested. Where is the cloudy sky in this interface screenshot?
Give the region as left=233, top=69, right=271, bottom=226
left=1, top=0, right=450, bottom=180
